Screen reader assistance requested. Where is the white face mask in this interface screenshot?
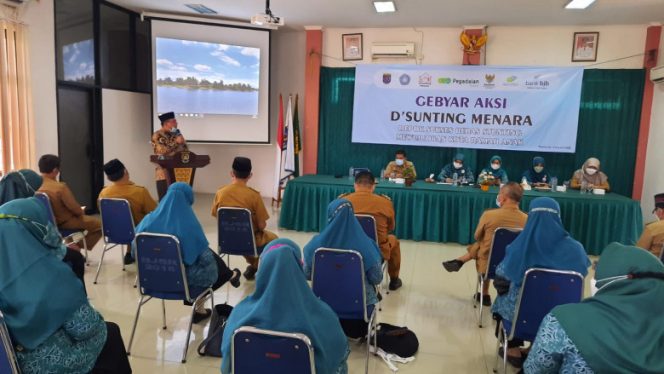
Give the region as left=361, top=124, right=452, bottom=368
left=534, top=166, right=544, bottom=173
left=453, top=162, right=463, bottom=169
left=591, top=275, right=630, bottom=296
left=495, top=196, right=502, bottom=208
left=395, top=159, right=404, bottom=166
left=590, top=278, right=599, bottom=296
left=585, top=168, right=598, bottom=176
left=491, top=163, right=500, bottom=170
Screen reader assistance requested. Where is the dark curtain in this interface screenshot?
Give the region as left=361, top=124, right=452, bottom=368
left=317, top=68, right=644, bottom=197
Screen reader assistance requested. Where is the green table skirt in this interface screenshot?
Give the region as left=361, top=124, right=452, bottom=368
left=279, top=175, right=643, bottom=255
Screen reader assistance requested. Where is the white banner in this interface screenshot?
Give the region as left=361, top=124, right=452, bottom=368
left=352, top=64, right=584, bottom=153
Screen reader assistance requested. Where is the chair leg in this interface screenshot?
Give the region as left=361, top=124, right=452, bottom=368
left=126, top=295, right=147, bottom=355
left=94, top=243, right=110, bottom=284
left=492, top=320, right=502, bottom=373
left=133, top=275, right=138, bottom=288
left=182, top=291, right=210, bottom=363
left=82, top=236, right=89, bottom=265
left=478, top=277, right=484, bottom=328
left=121, top=244, right=126, bottom=272
left=473, top=274, right=480, bottom=308
left=224, top=254, right=231, bottom=304
left=161, top=299, right=166, bottom=329
left=365, top=309, right=377, bottom=374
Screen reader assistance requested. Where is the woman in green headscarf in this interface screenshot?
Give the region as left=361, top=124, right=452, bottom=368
left=0, top=198, right=132, bottom=373
left=524, top=242, right=664, bottom=373
left=0, top=169, right=42, bottom=205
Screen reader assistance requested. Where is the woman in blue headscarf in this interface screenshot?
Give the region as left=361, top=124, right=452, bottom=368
left=134, top=182, right=240, bottom=322
left=221, top=238, right=349, bottom=374
left=0, top=198, right=131, bottom=374
left=438, top=153, right=475, bottom=183
left=478, top=155, right=508, bottom=185
left=0, top=170, right=86, bottom=289
left=0, top=169, right=43, bottom=205
left=491, top=197, right=590, bottom=368
left=521, top=156, right=550, bottom=186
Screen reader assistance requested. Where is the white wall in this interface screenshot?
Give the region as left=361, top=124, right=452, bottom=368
left=23, top=0, right=58, bottom=165
left=322, top=25, right=646, bottom=68
left=641, top=35, right=664, bottom=224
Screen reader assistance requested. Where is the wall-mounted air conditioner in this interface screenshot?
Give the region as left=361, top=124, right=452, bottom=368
left=371, top=42, right=415, bottom=59
left=651, top=65, right=664, bottom=84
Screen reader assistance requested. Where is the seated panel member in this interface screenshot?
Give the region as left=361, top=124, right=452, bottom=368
left=478, top=155, right=508, bottom=185
left=442, top=182, right=527, bottom=306
left=636, top=193, right=664, bottom=258
left=211, top=157, right=278, bottom=280
left=384, top=149, right=417, bottom=179
left=524, top=243, right=664, bottom=374
left=570, top=157, right=610, bottom=191
left=438, top=153, right=474, bottom=183
left=99, top=159, right=158, bottom=264
left=342, top=171, right=403, bottom=290
left=37, top=154, right=102, bottom=251
left=521, top=156, right=550, bottom=186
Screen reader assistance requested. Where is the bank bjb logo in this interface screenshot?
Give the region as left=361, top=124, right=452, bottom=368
left=437, top=77, right=452, bottom=84
left=418, top=73, right=432, bottom=87
left=382, top=73, right=392, bottom=84
left=399, top=74, right=411, bottom=85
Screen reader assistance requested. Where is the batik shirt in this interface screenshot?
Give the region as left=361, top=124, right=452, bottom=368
left=151, top=129, right=188, bottom=180
left=523, top=314, right=594, bottom=373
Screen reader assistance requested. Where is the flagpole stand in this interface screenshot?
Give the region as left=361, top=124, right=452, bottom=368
left=271, top=185, right=285, bottom=208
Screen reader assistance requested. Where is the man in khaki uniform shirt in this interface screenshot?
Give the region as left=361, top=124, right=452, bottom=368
left=636, top=193, right=664, bottom=258
left=152, top=111, right=188, bottom=200
left=442, top=182, right=527, bottom=306
left=98, top=159, right=158, bottom=264
left=342, top=171, right=403, bottom=291
left=211, top=157, right=278, bottom=280
left=384, top=149, right=417, bottom=179
left=37, top=154, right=102, bottom=250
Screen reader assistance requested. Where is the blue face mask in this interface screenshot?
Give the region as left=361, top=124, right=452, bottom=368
left=395, top=159, right=404, bottom=166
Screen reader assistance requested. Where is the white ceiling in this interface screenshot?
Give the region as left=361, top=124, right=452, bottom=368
left=109, top=0, right=664, bottom=29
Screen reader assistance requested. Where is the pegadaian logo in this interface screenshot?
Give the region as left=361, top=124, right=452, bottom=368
left=399, top=74, right=411, bottom=85
left=382, top=73, right=392, bottom=84
left=418, top=73, right=432, bottom=87
left=437, top=77, right=452, bottom=84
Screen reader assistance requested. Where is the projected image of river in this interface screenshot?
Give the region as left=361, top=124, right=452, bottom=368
left=157, top=86, right=258, bottom=116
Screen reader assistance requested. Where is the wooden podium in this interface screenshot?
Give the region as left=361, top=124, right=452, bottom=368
left=150, top=151, right=210, bottom=187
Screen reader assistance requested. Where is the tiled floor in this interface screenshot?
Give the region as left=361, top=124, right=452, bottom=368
left=84, top=193, right=594, bottom=374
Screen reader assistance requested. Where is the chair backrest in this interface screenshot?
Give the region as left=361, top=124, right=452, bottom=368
left=99, top=198, right=135, bottom=245
left=485, top=227, right=522, bottom=279
left=355, top=214, right=378, bottom=244
left=0, top=311, right=20, bottom=374
left=134, top=233, right=191, bottom=301
left=352, top=167, right=370, bottom=177
left=232, top=326, right=315, bottom=374
left=659, top=243, right=664, bottom=263
left=34, top=192, right=57, bottom=226
left=311, top=248, right=367, bottom=321
left=509, top=268, right=584, bottom=342
left=217, top=207, right=257, bottom=256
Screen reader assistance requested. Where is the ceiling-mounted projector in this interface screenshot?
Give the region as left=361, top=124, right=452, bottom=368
left=251, top=0, right=284, bottom=27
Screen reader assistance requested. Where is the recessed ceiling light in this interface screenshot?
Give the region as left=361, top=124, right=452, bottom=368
left=185, top=4, right=218, bottom=14
left=373, top=1, right=396, bottom=13
left=565, top=0, right=596, bottom=9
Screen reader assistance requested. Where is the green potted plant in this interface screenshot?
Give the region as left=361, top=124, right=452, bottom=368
left=402, top=167, right=416, bottom=187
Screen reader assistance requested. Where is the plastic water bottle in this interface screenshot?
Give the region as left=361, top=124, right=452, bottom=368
left=580, top=180, right=588, bottom=194
left=452, top=172, right=458, bottom=186
left=349, top=166, right=354, bottom=180
left=380, top=169, right=386, bottom=181
left=550, top=177, right=558, bottom=191
left=521, top=176, right=528, bottom=186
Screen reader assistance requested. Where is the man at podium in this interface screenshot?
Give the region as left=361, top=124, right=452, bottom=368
left=152, top=111, right=188, bottom=199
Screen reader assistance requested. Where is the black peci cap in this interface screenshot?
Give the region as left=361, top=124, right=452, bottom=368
left=158, top=111, right=175, bottom=123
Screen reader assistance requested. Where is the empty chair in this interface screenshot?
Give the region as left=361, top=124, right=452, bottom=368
left=127, top=233, right=214, bottom=363
left=232, top=327, right=315, bottom=374
left=221, top=239, right=348, bottom=374
left=474, top=227, right=522, bottom=327
left=494, top=268, right=584, bottom=373
left=96, top=198, right=135, bottom=284
left=312, top=248, right=377, bottom=374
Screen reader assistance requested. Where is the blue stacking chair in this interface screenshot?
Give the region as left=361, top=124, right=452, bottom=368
left=217, top=207, right=257, bottom=298
left=475, top=227, right=522, bottom=328
left=311, top=248, right=377, bottom=374
left=493, top=268, right=584, bottom=374
left=659, top=244, right=664, bottom=263
left=352, top=168, right=371, bottom=177
left=127, top=233, right=214, bottom=363
left=0, top=311, right=20, bottom=374
left=96, top=198, right=135, bottom=284
left=232, top=326, right=315, bottom=374
left=34, top=192, right=89, bottom=264
left=356, top=214, right=389, bottom=300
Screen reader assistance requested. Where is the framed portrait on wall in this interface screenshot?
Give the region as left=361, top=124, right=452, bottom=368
left=572, top=32, right=599, bottom=62
left=342, top=33, right=363, bottom=61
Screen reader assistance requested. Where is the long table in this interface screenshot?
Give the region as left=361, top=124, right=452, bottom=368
left=278, top=175, right=643, bottom=255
